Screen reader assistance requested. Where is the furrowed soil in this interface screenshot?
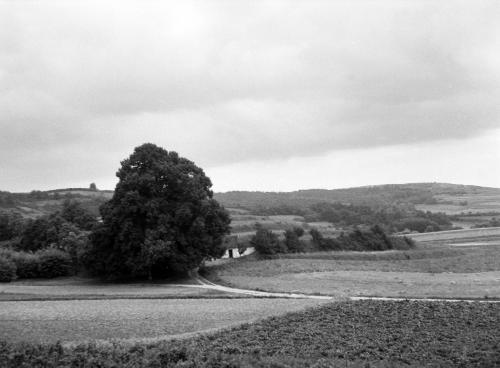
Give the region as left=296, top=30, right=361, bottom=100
left=0, top=300, right=498, bottom=367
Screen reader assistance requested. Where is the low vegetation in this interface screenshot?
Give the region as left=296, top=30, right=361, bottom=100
left=0, top=248, right=72, bottom=281
left=0, top=300, right=497, bottom=367
left=250, top=224, right=415, bottom=257
left=205, top=239, right=500, bottom=298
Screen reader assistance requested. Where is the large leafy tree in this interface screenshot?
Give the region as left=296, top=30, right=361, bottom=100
left=86, top=143, right=231, bottom=279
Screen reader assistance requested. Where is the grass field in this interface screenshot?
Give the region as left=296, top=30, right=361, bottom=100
left=1, top=300, right=498, bottom=367
left=415, top=190, right=500, bottom=215
left=229, top=212, right=307, bottom=234
left=206, top=236, right=500, bottom=299
left=405, top=227, right=500, bottom=242
left=0, top=298, right=325, bottom=344
left=0, top=276, right=226, bottom=301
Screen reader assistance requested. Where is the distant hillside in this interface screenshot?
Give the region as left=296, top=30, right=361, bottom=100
left=214, top=183, right=500, bottom=214
left=0, top=188, right=113, bottom=218
left=2, top=183, right=499, bottom=223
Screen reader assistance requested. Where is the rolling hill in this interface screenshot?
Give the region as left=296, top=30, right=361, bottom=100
left=1, top=184, right=499, bottom=231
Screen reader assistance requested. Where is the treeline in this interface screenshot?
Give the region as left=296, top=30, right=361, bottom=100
left=471, top=217, right=500, bottom=228
left=252, top=202, right=452, bottom=233
left=0, top=200, right=97, bottom=281
left=251, top=224, right=414, bottom=257
left=311, top=202, right=452, bottom=232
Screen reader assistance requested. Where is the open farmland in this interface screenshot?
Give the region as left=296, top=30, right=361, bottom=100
left=415, top=190, right=500, bottom=215
left=404, top=227, right=500, bottom=242
left=0, top=298, right=325, bottom=344
left=206, top=234, right=500, bottom=299
left=228, top=211, right=307, bottom=234
left=0, top=300, right=498, bottom=368
left=0, top=277, right=232, bottom=301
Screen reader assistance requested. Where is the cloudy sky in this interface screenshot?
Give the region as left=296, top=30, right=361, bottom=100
left=1, top=1, right=499, bottom=192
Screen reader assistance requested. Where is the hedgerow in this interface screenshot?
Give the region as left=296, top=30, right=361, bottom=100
left=0, top=300, right=498, bottom=367
left=37, top=248, right=72, bottom=278
left=0, top=248, right=72, bottom=281
left=0, top=256, right=16, bottom=282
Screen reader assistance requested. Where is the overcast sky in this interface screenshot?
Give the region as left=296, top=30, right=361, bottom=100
left=1, top=1, right=499, bottom=192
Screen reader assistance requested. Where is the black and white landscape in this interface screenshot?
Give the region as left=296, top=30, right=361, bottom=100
left=0, top=1, right=499, bottom=367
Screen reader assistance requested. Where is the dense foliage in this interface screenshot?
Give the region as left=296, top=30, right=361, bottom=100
left=14, top=200, right=95, bottom=253
left=311, top=226, right=414, bottom=252
left=472, top=217, right=500, bottom=228
left=0, top=300, right=497, bottom=367
left=251, top=225, right=282, bottom=255
left=0, top=256, right=16, bottom=282
left=37, top=248, right=72, bottom=278
left=252, top=225, right=414, bottom=256
left=85, top=144, right=231, bottom=279
left=309, top=202, right=452, bottom=233
left=0, top=248, right=72, bottom=281
left=0, top=212, right=24, bottom=241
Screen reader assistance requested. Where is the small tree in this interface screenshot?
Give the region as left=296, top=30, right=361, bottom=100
left=309, top=228, right=324, bottom=248
left=60, top=199, right=97, bottom=231
left=89, top=183, right=97, bottom=191
left=251, top=224, right=281, bottom=256
left=284, top=229, right=303, bottom=253
left=293, top=226, right=305, bottom=238
left=0, top=212, right=25, bottom=241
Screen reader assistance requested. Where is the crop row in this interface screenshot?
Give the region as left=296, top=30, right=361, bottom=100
left=0, top=300, right=498, bottom=367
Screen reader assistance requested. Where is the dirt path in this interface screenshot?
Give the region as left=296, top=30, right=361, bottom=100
left=191, top=271, right=500, bottom=303
left=2, top=272, right=499, bottom=302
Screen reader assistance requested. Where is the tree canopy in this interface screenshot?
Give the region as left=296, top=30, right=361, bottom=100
left=85, top=143, right=231, bottom=279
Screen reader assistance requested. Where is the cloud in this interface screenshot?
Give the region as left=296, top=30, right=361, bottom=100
left=0, top=1, right=499, bottom=190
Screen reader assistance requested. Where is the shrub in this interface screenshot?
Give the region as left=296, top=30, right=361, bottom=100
left=0, top=256, right=16, bottom=282
left=284, top=229, right=305, bottom=253
left=12, top=252, right=40, bottom=279
left=37, top=248, right=72, bottom=278
left=251, top=224, right=282, bottom=256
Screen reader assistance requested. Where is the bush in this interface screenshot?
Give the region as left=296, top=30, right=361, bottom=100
left=12, top=252, right=40, bottom=279
left=284, top=229, right=305, bottom=253
left=37, top=249, right=72, bottom=278
left=251, top=224, right=282, bottom=256
left=0, top=256, right=16, bottom=282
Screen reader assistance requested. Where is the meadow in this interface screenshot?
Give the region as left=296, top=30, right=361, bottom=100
left=205, top=236, right=500, bottom=299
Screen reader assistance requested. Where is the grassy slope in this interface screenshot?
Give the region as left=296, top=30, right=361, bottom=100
left=0, top=300, right=498, bottom=367
left=0, top=189, right=112, bottom=218
left=4, top=183, right=500, bottom=220
left=215, top=183, right=500, bottom=210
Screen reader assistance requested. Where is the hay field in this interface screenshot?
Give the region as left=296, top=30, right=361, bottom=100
left=416, top=192, right=500, bottom=214
left=405, top=227, right=500, bottom=242
left=207, top=234, right=500, bottom=299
